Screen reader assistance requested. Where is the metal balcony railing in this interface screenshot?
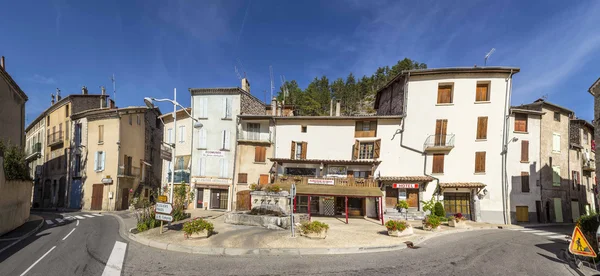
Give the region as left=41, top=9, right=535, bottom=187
left=47, top=131, right=64, bottom=146
left=118, top=166, right=141, bottom=177
left=583, top=160, right=596, bottom=171
left=25, top=142, right=42, bottom=161
left=237, top=131, right=271, bottom=142
left=424, top=134, right=455, bottom=151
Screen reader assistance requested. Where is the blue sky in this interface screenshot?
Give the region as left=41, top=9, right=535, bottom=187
left=1, top=0, right=599, bottom=125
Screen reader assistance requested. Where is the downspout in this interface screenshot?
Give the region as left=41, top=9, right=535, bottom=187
left=501, top=69, right=515, bottom=225
left=115, top=113, right=122, bottom=211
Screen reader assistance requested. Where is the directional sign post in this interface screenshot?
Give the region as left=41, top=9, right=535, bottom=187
left=158, top=195, right=168, bottom=203
left=569, top=226, right=597, bottom=258
left=155, top=214, right=173, bottom=222
left=155, top=202, right=173, bottom=234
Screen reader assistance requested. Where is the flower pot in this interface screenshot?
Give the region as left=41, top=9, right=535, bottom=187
left=185, top=230, right=210, bottom=239
left=449, top=220, right=467, bottom=228
left=422, top=224, right=441, bottom=231
left=301, top=230, right=327, bottom=239
left=387, top=226, right=414, bottom=237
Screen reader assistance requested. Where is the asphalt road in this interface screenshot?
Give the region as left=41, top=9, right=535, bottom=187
left=0, top=212, right=590, bottom=276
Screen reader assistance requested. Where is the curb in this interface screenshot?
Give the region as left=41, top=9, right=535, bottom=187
left=0, top=215, right=45, bottom=254
left=109, top=213, right=501, bottom=256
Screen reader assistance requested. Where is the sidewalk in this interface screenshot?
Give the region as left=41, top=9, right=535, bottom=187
left=111, top=209, right=510, bottom=255
left=0, top=215, right=44, bottom=254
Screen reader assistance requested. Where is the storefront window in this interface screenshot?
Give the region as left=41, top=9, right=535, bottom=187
left=296, top=196, right=309, bottom=213
left=285, top=168, right=316, bottom=176
left=327, top=166, right=346, bottom=176
left=353, top=171, right=371, bottom=178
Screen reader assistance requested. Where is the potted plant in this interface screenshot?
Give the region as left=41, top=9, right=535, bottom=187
left=422, top=215, right=441, bottom=231
left=385, top=220, right=413, bottom=237
left=448, top=213, right=467, bottom=228
left=299, top=221, right=329, bottom=239
left=183, top=218, right=214, bottom=239
left=396, top=200, right=409, bottom=213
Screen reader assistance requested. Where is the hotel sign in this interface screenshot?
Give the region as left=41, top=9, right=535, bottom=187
left=202, top=150, right=225, bottom=158
left=308, top=179, right=335, bottom=185
left=392, top=183, right=419, bottom=189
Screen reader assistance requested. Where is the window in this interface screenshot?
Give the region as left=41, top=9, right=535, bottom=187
left=432, top=154, right=444, bottom=174
left=65, top=104, right=69, bottom=117
left=521, top=140, right=529, bottom=162
left=437, top=84, right=453, bottom=104
left=95, top=151, right=105, bottom=171
left=197, top=128, right=207, bottom=149
left=475, top=152, right=486, bottom=173
left=572, top=171, right=581, bottom=190
left=521, top=172, right=530, bottom=192
left=223, top=97, right=232, bottom=119
left=352, top=139, right=381, bottom=159
left=583, top=131, right=589, bottom=145
left=98, top=125, right=104, bottom=143
left=197, top=158, right=206, bottom=176
left=291, top=141, right=307, bottom=160
left=353, top=171, right=371, bottom=178
left=552, top=133, right=561, bottom=153
left=301, top=125, right=307, bottom=133
left=476, top=117, right=488, bottom=140
left=247, top=123, right=260, bottom=140
left=359, top=142, right=374, bottom=159
left=137, top=115, right=141, bottom=125
left=552, top=166, right=561, bottom=186
left=254, top=146, right=266, bottom=162
left=47, top=116, right=50, bottom=126
left=219, top=159, right=229, bottom=178
left=167, top=128, right=173, bottom=144
left=221, top=130, right=231, bottom=150
left=238, top=173, right=248, bottom=184
left=554, top=112, right=560, bottom=122
left=59, top=123, right=62, bottom=139
left=476, top=83, right=490, bottom=102
left=514, top=114, right=528, bottom=132
left=197, top=97, right=208, bottom=118
left=74, top=154, right=81, bottom=176
left=179, top=126, right=185, bottom=143
left=75, top=123, right=82, bottom=146
left=327, top=166, right=347, bottom=176
left=129, top=115, right=132, bottom=125
left=355, top=121, right=377, bottom=137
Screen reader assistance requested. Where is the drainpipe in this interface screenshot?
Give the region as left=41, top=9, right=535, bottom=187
left=501, top=69, right=515, bottom=225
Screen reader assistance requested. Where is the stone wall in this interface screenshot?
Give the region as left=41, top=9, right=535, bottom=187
left=0, top=157, right=33, bottom=235
left=250, top=191, right=291, bottom=214
left=240, top=92, right=265, bottom=115
left=375, top=77, right=404, bottom=115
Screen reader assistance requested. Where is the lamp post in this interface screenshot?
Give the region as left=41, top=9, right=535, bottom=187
left=144, top=89, right=203, bottom=207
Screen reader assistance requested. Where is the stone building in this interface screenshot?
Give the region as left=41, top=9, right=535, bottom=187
left=0, top=56, right=28, bottom=148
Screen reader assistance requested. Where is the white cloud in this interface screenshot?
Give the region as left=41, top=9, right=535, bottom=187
left=27, top=74, right=56, bottom=85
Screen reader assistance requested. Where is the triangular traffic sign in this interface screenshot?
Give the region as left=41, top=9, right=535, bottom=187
left=569, top=226, right=597, bottom=257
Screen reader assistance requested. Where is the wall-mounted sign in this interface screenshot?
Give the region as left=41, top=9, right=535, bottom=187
left=102, top=176, right=113, bottom=184
left=194, top=177, right=231, bottom=184
left=202, top=150, right=225, bottom=157
left=392, top=183, right=419, bottom=189
left=158, top=195, right=168, bottom=203
left=308, top=179, right=335, bottom=185
left=160, top=145, right=172, bottom=161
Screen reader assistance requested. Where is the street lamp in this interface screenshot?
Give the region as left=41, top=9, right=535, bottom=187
left=143, top=89, right=202, bottom=208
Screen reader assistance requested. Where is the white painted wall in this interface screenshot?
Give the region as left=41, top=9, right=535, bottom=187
left=161, top=115, right=193, bottom=188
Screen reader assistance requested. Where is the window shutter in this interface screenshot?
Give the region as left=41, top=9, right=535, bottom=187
left=220, top=159, right=229, bottom=178
left=433, top=154, right=444, bottom=173
left=353, top=140, right=360, bottom=160
left=477, top=117, right=488, bottom=139
left=301, top=142, right=307, bottom=159
left=179, top=126, right=185, bottom=142
left=291, top=141, right=296, bottom=159
left=198, top=128, right=207, bottom=149
left=101, top=152, right=106, bottom=171
left=476, top=84, right=489, bottom=102
left=238, top=173, right=248, bottom=184
left=94, top=151, right=99, bottom=171
left=475, top=152, right=486, bottom=173
left=224, top=130, right=231, bottom=150
left=374, top=139, right=381, bottom=158
left=521, top=140, right=529, bottom=162
left=254, top=146, right=266, bottom=162
left=521, top=172, right=530, bottom=192
left=553, top=133, right=561, bottom=152
left=199, top=158, right=206, bottom=176
left=227, top=98, right=232, bottom=118
left=222, top=98, right=227, bottom=118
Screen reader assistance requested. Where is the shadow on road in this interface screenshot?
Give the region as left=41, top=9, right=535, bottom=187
left=0, top=232, right=50, bottom=263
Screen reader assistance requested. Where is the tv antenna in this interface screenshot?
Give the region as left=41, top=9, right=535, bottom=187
left=269, top=65, right=274, bottom=103
left=236, top=58, right=247, bottom=79
left=484, top=48, right=495, bottom=66
left=235, top=66, right=242, bottom=81
left=110, top=74, right=116, bottom=105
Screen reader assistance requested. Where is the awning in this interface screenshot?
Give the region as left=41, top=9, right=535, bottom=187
left=270, top=158, right=380, bottom=165
left=279, top=183, right=383, bottom=197
left=379, top=176, right=434, bottom=182
left=439, top=182, right=486, bottom=189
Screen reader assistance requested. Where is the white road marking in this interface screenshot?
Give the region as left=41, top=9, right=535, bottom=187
left=520, top=230, right=542, bottom=233
left=55, top=218, right=64, bottom=224
left=62, top=228, right=76, bottom=241
left=20, top=246, right=56, bottom=276
left=102, top=241, right=128, bottom=276
left=76, top=220, right=80, bottom=226
left=45, top=220, right=54, bottom=225
left=65, top=216, right=74, bottom=220
left=93, top=214, right=103, bottom=216
left=84, top=214, right=95, bottom=218
left=548, top=235, right=568, bottom=240
left=75, top=216, right=85, bottom=219
left=509, top=228, right=523, bottom=231
left=533, top=232, right=558, bottom=236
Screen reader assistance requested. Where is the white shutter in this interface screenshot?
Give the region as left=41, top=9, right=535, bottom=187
left=553, top=133, right=561, bottom=152
left=226, top=97, right=232, bottom=118
left=101, top=151, right=106, bottom=171
left=224, top=130, right=231, bottom=150
left=94, top=151, right=99, bottom=171
left=222, top=98, right=227, bottom=118
left=179, top=126, right=185, bottom=142
left=202, top=98, right=208, bottom=118
left=198, top=128, right=207, bottom=149
left=201, top=158, right=206, bottom=176
left=220, top=159, right=228, bottom=178
left=168, top=128, right=173, bottom=144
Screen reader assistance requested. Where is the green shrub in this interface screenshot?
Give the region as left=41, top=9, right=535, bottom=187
left=300, top=221, right=329, bottom=234
left=0, top=141, right=30, bottom=181
left=183, top=218, right=214, bottom=236
left=423, top=215, right=441, bottom=229
left=421, top=198, right=436, bottom=213
left=396, top=200, right=409, bottom=210
left=434, top=202, right=445, bottom=217
left=265, top=184, right=282, bottom=193
left=135, top=207, right=156, bottom=232
left=577, top=213, right=599, bottom=254
left=385, top=220, right=409, bottom=231
left=438, top=216, right=449, bottom=222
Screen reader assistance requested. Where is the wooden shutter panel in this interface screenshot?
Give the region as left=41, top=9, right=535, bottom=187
left=291, top=141, right=296, bottom=159
left=255, top=146, right=266, bottom=162
left=238, top=173, right=248, bottom=184
left=475, top=152, right=486, bottom=173
left=477, top=117, right=488, bottom=139
left=374, top=139, right=381, bottom=158
left=254, top=146, right=260, bottom=162
left=476, top=84, right=489, bottom=101
left=301, top=142, right=307, bottom=159
left=521, top=140, right=529, bottom=162
left=353, top=140, right=360, bottom=159
left=433, top=154, right=444, bottom=173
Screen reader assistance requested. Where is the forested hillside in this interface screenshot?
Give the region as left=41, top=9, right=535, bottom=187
left=276, top=58, right=427, bottom=116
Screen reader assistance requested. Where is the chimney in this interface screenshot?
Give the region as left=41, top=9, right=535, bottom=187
left=241, top=78, right=250, bottom=93
left=56, top=88, right=62, bottom=101
left=271, top=97, right=277, bottom=116
left=82, top=86, right=88, bottom=95
left=101, top=86, right=106, bottom=95
left=330, top=99, right=333, bottom=116
left=109, top=99, right=115, bottom=109
left=51, top=93, right=55, bottom=105
left=277, top=103, right=282, bottom=116
left=335, top=100, right=341, bottom=116
left=1, top=56, right=5, bottom=70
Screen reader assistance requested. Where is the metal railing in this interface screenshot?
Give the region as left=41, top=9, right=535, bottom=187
left=118, top=166, right=141, bottom=177
left=424, top=134, right=455, bottom=150
left=47, top=131, right=64, bottom=146
left=583, top=160, right=596, bottom=171
left=237, top=131, right=271, bottom=142
left=274, top=175, right=377, bottom=188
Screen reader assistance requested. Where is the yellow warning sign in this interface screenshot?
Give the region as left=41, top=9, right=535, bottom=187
left=158, top=195, right=168, bottom=203
left=569, top=226, right=597, bottom=257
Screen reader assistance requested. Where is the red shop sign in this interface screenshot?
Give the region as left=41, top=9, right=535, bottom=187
left=392, top=183, right=419, bottom=189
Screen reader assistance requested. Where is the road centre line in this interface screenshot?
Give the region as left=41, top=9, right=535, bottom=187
left=62, top=228, right=76, bottom=241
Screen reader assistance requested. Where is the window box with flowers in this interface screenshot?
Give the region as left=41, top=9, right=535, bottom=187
left=385, top=220, right=413, bottom=237
left=448, top=213, right=467, bottom=228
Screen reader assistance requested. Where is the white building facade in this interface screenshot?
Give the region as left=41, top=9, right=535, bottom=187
left=25, top=117, right=45, bottom=207
left=159, top=108, right=193, bottom=199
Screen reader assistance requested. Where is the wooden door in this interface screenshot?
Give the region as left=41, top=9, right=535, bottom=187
left=196, top=188, right=204, bottom=209
left=121, top=188, right=129, bottom=210
left=211, top=190, right=220, bottom=209
left=571, top=201, right=580, bottom=222
left=259, top=174, right=269, bottom=185
left=407, top=190, right=419, bottom=208
left=516, top=206, right=529, bottom=222
left=385, top=186, right=398, bottom=208
left=435, top=120, right=448, bottom=146
left=91, top=184, right=104, bottom=210
left=236, top=190, right=251, bottom=211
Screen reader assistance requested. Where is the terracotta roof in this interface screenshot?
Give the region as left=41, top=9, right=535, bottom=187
left=270, top=158, right=381, bottom=165
left=378, top=176, right=434, bottom=182
left=273, top=115, right=403, bottom=120
left=439, top=182, right=486, bottom=189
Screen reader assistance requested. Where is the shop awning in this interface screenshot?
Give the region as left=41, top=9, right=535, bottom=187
left=270, top=158, right=380, bottom=165
left=439, top=182, right=486, bottom=189
left=279, top=183, right=383, bottom=197
left=378, top=176, right=434, bottom=182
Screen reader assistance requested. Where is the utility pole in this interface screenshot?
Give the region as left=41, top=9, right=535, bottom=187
left=111, top=74, right=116, bottom=105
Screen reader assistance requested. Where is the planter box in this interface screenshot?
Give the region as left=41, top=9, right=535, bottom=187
left=422, top=225, right=442, bottom=231
left=300, top=230, right=327, bottom=239
left=185, top=231, right=210, bottom=239
left=448, top=220, right=467, bottom=228
left=387, top=226, right=414, bottom=237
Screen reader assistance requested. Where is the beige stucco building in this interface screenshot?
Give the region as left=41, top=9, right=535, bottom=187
left=0, top=56, right=28, bottom=148
left=159, top=108, right=193, bottom=204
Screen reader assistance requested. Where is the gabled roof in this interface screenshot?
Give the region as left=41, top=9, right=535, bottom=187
left=589, top=77, right=600, bottom=96
left=25, top=94, right=109, bottom=132
left=188, top=87, right=266, bottom=107
left=0, top=64, right=27, bottom=102
left=571, top=118, right=594, bottom=131
left=512, top=99, right=574, bottom=115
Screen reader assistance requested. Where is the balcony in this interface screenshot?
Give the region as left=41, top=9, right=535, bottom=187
left=424, top=134, right=455, bottom=152
left=274, top=175, right=378, bottom=188
left=583, top=160, right=596, bottom=171
left=237, top=131, right=271, bottom=143
left=47, top=131, right=64, bottom=147
left=118, top=166, right=141, bottom=178
left=25, top=142, right=42, bottom=161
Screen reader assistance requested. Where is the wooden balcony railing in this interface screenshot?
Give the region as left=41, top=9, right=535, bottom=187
left=274, top=175, right=378, bottom=188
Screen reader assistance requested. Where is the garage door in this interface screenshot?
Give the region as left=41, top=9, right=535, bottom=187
left=516, top=206, right=529, bottom=222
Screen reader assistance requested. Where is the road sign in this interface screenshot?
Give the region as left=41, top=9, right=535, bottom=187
left=155, top=213, right=173, bottom=222
left=155, top=202, right=173, bottom=214
left=569, top=226, right=597, bottom=257
left=158, top=195, right=168, bottom=203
